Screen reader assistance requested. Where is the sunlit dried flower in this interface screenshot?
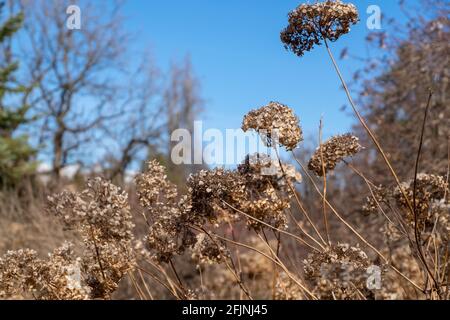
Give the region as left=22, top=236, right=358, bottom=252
left=281, top=0, right=359, bottom=56
left=304, top=243, right=377, bottom=300
left=308, top=134, right=362, bottom=176
left=242, top=102, right=303, bottom=150
left=192, top=233, right=230, bottom=265
left=137, top=160, right=195, bottom=263
left=237, top=154, right=300, bottom=230
left=187, top=155, right=299, bottom=231
left=48, top=177, right=134, bottom=242
left=0, top=243, right=90, bottom=300
left=239, top=153, right=302, bottom=186
left=135, top=160, right=178, bottom=209
left=144, top=211, right=196, bottom=263
left=187, top=168, right=246, bottom=223
left=82, top=241, right=134, bottom=299
left=47, top=178, right=135, bottom=299
left=393, top=173, right=448, bottom=228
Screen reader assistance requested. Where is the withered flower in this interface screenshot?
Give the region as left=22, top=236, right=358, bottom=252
left=308, top=134, right=361, bottom=176
left=242, top=101, right=303, bottom=151
left=281, top=0, right=359, bottom=56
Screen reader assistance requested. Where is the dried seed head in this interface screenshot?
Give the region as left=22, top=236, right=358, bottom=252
left=82, top=241, right=135, bottom=299
left=137, top=160, right=196, bottom=263
left=242, top=102, right=303, bottom=150
left=135, top=160, right=178, bottom=209
left=308, top=134, right=362, bottom=176
left=393, top=173, right=448, bottom=229
left=144, top=213, right=196, bottom=263
left=304, top=243, right=377, bottom=300
left=187, top=155, right=297, bottom=231
left=0, top=243, right=90, bottom=300
left=281, top=0, right=359, bottom=56
left=47, top=178, right=135, bottom=299
left=187, top=168, right=247, bottom=223
left=48, top=177, right=134, bottom=243
left=362, top=185, right=390, bottom=216
left=238, top=153, right=302, bottom=187
left=192, top=233, right=230, bottom=265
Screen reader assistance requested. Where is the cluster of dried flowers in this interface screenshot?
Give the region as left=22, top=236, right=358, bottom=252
left=363, top=174, right=449, bottom=232
left=47, top=178, right=136, bottom=299
left=135, top=160, right=195, bottom=263
left=281, top=0, right=359, bottom=56
left=57, top=180, right=134, bottom=296
left=236, top=154, right=301, bottom=230
left=192, top=233, right=230, bottom=265
left=393, top=174, right=448, bottom=229
left=134, top=154, right=302, bottom=267
left=1, top=178, right=136, bottom=300
left=362, top=174, right=449, bottom=298
left=187, top=154, right=302, bottom=231
left=304, top=243, right=378, bottom=299
left=242, top=101, right=303, bottom=150
left=0, top=243, right=90, bottom=300
left=308, top=134, right=362, bottom=176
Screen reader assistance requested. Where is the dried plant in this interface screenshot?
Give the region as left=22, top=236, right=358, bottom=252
left=1, top=0, right=449, bottom=302
left=281, top=0, right=359, bottom=56
left=304, top=243, right=378, bottom=300
left=0, top=243, right=90, bottom=300
left=242, top=101, right=303, bottom=150
left=46, top=178, right=136, bottom=299
left=308, top=134, right=362, bottom=176
left=136, top=160, right=195, bottom=263
left=192, top=233, right=230, bottom=265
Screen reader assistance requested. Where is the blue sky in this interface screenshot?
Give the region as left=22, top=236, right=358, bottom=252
left=122, top=0, right=410, bottom=143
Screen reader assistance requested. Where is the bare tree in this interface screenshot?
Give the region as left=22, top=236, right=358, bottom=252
left=14, top=0, right=128, bottom=182
left=104, top=56, right=204, bottom=184
left=104, top=55, right=165, bottom=182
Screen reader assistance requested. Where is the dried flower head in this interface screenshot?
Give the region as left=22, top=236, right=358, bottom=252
left=137, top=160, right=195, bottom=263
left=304, top=243, right=377, bottom=300
left=393, top=173, right=448, bottom=229
left=238, top=153, right=302, bottom=187
left=242, top=102, right=303, bottom=150
left=0, top=243, right=90, bottom=300
left=82, top=241, right=134, bottom=299
left=187, top=155, right=300, bottom=231
left=48, top=177, right=134, bottom=242
left=135, top=159, right=178, bottom=209
left=144, top=211, right=196, bottom=263
left=362, top=185, right=390, bottom=216
left=192, top=233, right=230, bottom=265
left=308, top=134, right=362, bottom=176
left=47, top=178, right=135, bottom=299
left=237, top=154, right=298, bottom=230
left=187, top=168, right=246, bottom=223
left=281, top=0, right=359, bottom=56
